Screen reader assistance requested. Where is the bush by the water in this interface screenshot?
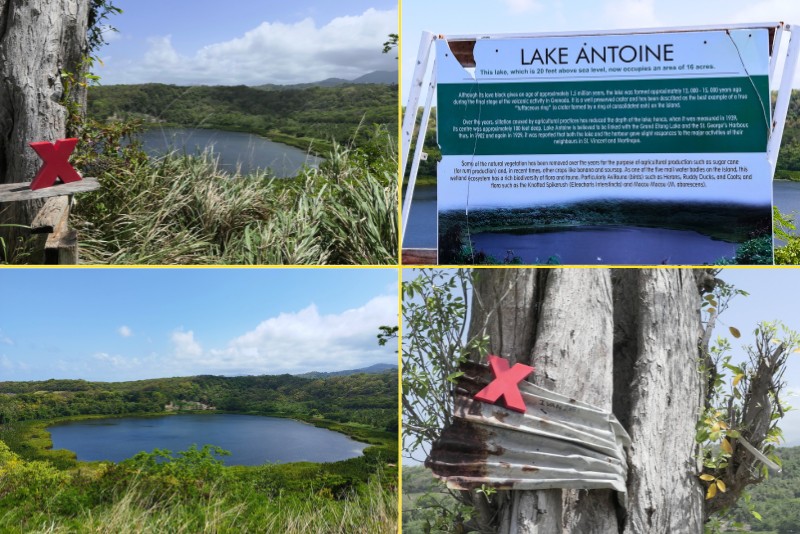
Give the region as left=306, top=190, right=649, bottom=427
left=0, top=440, right=397, bottom=533
left=65, top=121, right=397, bottom=265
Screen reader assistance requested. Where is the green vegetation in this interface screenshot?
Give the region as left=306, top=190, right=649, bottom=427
left=773, top=207, right=800, bottom=265
left=775, top=90, right=800, bottom=181
left=0, top=372, right=397, bottom=436
left=403, top=465, right=466, bottom=534
left=65, top=119, right=397, bottom=265
left=725, top=446, right=800, bottom=533
left=0, top=370, right=397, bottom=532
left=0, top=440, right=396, bottom=533
left=403, top=107, right=439, bottom=187
left=87, top=83, right=397, bottom=155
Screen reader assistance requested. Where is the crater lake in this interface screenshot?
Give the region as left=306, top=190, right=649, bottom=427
left=47, top=414, right=367, bottom=465
left=138, top=128, right=322, bottom=177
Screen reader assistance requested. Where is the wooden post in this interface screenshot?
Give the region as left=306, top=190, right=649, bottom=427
left=0, top=178, right=99, bottom=264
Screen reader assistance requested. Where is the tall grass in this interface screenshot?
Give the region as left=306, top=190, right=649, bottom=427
left=0, top=464, right=396, bottom=533
left=70, top=132, right=398, bottom=265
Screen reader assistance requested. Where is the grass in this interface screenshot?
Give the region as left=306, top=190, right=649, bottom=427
left=0, top=436, right=397, bottom=533
left=69, top=138, right=397, bottom=265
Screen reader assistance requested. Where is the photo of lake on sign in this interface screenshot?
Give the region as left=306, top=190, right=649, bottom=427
left=412, top=26, right=785, bottom=265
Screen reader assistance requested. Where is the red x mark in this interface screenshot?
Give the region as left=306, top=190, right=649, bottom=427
left=474, top=355, right=534, bottom=413
left=29, top=138, right=81, bottom=190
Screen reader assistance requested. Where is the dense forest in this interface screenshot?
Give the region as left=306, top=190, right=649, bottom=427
left=0, top=370, right=397, bottom=432
left=87, top=82, right=397, bottom=153
left=776, top=90, right=800, bottom=180
left=728, top=446, right=800, bottom=533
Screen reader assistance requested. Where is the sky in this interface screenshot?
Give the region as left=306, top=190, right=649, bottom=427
left=0, top=268, right=398, bottom=381
left=96, top=0, right=398, bottom=85
left=401, top=0, right=800, bottom=102
left=714, top=268, right=800, bottom=447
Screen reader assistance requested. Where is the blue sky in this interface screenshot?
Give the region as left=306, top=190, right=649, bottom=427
left=0, top=268, right=398, bottom=381
left=97, top=0, right=397, bottom=85
left=401, top=0, right=800, bottom=102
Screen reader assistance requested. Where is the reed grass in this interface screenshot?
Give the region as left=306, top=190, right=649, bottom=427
left=71, top=133, right=397, bottom=265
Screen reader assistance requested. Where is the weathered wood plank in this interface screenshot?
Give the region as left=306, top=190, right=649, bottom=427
left=0, top=178, right=99, bottom=203
left=44, top=228, right=78, bottom=265
left=31, top=196, right=71, bottom=234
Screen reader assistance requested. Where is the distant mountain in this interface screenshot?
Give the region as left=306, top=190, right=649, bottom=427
left=351, top=70, right=398, bottom=84
left=296, top=363, right=397, bottom=379
left=254, top=70, right=398, bottom=91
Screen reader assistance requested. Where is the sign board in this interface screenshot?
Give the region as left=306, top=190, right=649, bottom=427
left=434, top=28, right=775, bottom=264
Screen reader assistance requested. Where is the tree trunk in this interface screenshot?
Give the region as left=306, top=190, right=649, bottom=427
left=467, top=268, right=705, bottom=533
left=0, top=0, right=89, bottom=253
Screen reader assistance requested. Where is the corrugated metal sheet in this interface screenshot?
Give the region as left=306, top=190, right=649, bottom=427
left=426, top=361, right=631, bottom=493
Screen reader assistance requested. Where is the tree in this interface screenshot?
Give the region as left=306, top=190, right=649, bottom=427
left=404, top=268, right=796, bottom=533
left=465, top=269, right=706, bottom=533
left=0, top=0, right=90, bottom=254
left=403, top=269, right=789, bottom=533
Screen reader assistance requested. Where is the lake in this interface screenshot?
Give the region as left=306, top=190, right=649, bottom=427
left=469, top=226, right=738, bottom=265
left=47, top=414, right=366, bottom=465
left=138, top=128, right=322, bottom=178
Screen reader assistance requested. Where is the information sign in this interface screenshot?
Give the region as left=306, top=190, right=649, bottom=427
left=436, top=29, right=773, bottom=264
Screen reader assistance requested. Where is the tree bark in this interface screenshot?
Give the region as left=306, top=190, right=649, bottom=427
left=0, top=0, right=89, bottom=252
left=466, top=268, right=705, bottom=533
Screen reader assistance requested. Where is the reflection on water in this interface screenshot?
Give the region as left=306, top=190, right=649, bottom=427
left=469, top=226, right=739, bottom=265
left=138, top=128, right=322, bottom=177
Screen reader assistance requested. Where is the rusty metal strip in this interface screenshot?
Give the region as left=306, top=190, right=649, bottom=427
left=427, top=361, right=630, bottom=493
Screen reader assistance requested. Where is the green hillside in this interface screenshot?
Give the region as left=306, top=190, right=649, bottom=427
left=87, top=82, right=398, bottom=154
left=727, top=445, right=800, bottom=533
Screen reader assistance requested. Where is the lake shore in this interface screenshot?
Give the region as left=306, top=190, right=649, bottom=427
left=139, top=123, right=329, bottom=159
left=3, top=409, right=391, bottom=469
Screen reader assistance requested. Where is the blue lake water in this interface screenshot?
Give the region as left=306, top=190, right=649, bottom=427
left=47, top=414, right=366, bottom=465
left=402, top=185, right=437, bottom=248
left=138, top=128, right=322, bottom=178
left=469, top=226, right=738, bottom=265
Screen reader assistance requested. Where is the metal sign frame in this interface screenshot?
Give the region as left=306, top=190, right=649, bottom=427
left=400, top=22, right=800, bottom=256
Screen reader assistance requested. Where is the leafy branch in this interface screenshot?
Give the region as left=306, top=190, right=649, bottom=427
left=698, top=279, right=798, bottom=524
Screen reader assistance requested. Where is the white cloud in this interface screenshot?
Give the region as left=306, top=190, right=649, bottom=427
left=601, top=0, right=659, bottom=29
left=0, top=328, right=12, bottom=345
left=172, top=294, right=397, bottom=375
left=118, top=325, right=133, bottom=338
left=100, top=25, right=122, bottom=44
left=504, top=0, right=544, bottom=14
left=115, top=8, right=397, bottom=85
left=171, top=329, right=203, bottom=358
left=93, top=352, right=142, bottom=369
